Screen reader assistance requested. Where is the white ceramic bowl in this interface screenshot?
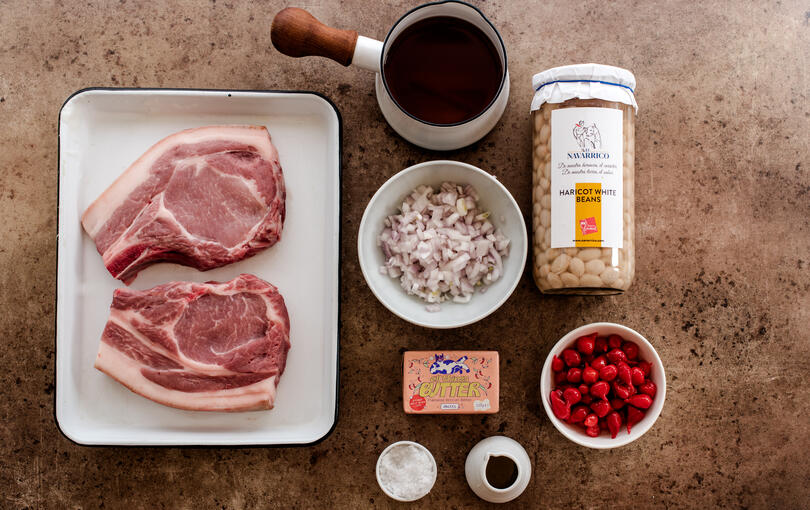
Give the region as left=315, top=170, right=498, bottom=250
left=358, top=160, right=527, bottom=329
left=540, top=323, right=666, bottom=449
left=376, top=441, right=437, bottom=502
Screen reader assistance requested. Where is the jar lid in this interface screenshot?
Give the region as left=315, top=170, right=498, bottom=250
left=531, top=63, right=637, bottom=112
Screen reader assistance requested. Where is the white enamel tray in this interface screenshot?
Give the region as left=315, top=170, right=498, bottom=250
left=56, top=89, right=340, bottom=446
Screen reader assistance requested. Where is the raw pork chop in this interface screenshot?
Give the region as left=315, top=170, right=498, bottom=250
left=82, top=125, right=285, bottom=284
left=94, top=274, right=291, bottom=412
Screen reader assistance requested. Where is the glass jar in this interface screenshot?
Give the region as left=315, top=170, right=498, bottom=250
left=531, top=64, right=637, bottom=295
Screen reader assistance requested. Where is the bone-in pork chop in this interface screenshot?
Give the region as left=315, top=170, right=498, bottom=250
left=94, top=274, right=291, bottom=412
left=81, top=125, right=286, bottom=283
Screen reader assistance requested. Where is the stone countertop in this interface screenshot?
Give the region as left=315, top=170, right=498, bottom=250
left=1, top=0, right=808, bottom=508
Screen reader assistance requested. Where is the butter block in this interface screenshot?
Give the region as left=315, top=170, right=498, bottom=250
left=403, top=351, right=499, bottom=414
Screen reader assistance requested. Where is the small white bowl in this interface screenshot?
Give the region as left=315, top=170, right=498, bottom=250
left=376, top=441, right=437, bottom=502
left=358, top=160, right=527, bottom=329
left=540, top=323, right=666, bottom=449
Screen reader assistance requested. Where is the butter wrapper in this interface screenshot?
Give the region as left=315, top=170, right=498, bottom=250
left=403, top=351, right=499, bottom=414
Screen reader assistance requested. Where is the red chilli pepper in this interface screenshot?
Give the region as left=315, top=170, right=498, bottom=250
left=570, top=405, right=589, bottom=423
left=595, top=336, right=608, bottom=353
left=626, top=406, right=645, bottom=433
left=590, top=355, right=608, bottom=371
left=626, top=394, right=653, bottom=409
left=562, top=349, right=581, bottom=367
left=550, top=390, right=570, bottom=420
left=631, top=367, right=646, bottom=386
left=590, top=399, right=611, bottom=418
left=576, top=333, right=597, bottom=355
left=639, top=380, right=657, bottom=397
left=617, top=362, right=632, bottom=386
left=583, top=413, right=599, bottom=428
left=607, top=348, right=627, bottom=364
left=608, top=334, right=624, bottom=350
left=563, top=388, right=582, bottom=406
left=551, top=355, right=564, bottom=372
left=567, top=367, right=583, bottom=383
left=613, top=380, right=635, bottom=400
left=622, top=341, right=639, bottom=360
left=582, top=366, right=599, bottom=384
left=585, top=425, right=601, bottom=437
left=607, top=411, right=622, bottom=438
left=638, top=361, right=653, bottom=376
left=590, top=381, right=610, bottom=400
left=599, top=364, right=618, bottom=382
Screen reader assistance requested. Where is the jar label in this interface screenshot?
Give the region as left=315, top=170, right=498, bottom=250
left=550, top=107, right=623, bottom=248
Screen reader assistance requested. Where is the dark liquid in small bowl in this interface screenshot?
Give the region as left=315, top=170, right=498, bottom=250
left=485, top=455, right=518, bottom=489
left=383, top=16, right=503, bottom=125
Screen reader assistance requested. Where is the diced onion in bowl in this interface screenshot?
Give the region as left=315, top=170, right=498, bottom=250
left=378, top=182, right=510, bottom=311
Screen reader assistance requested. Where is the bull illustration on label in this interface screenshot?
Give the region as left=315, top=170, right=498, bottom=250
left=573, top=121, right=602, bottom=151
left=430, top=354, right=471, bottom=375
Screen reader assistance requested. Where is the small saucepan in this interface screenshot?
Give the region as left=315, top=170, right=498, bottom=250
left=271, top=1, right=509, bottom=151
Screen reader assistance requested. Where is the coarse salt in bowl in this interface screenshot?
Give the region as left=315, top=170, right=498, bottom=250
left=540, top=322, right=666, bottom=449
left=358, top=160, right=527, bottom=329
left=376, top=441, right=438, bottom=502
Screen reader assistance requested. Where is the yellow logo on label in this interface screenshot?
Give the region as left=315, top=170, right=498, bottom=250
left=575, top=183, right=602, bottom=247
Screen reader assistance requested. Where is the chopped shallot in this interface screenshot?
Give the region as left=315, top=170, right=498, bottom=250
left=378, top=182, right=510, bottom=311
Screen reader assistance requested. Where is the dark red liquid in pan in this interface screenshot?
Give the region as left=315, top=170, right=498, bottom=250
left=383, top=16, right=503, bottom=125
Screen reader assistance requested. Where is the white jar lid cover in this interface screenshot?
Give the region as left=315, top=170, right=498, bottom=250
left=531, top=63, right=637, bottom=112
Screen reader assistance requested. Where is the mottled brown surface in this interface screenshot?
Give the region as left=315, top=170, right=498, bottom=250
left=0, top=0, right=808, bottom=508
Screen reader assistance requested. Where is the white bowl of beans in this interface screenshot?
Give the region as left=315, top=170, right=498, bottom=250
left=540, top=322, right=666, bottom=449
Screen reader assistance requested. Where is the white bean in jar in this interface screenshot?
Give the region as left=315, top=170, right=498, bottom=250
left=530, top=64, right=637, bottom=295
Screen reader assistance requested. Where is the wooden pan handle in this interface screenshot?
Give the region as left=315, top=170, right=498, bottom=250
left=271, top=7, right=359, bottom=66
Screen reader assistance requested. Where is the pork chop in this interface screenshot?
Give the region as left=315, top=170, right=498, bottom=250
left=94, top=274, right=291, bottom=412
left=81, top=125, right=286, bottom=283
